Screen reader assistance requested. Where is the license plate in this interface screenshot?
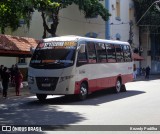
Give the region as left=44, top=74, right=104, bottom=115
left=42, top=83, right=51, bottom=87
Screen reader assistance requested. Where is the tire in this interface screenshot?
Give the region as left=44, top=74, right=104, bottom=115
left=114, top=79, right=121, bottom=93
left=79, top=82, right=88, bottom=100
left=36, top=94, right=47, bottom=102
left=121, top=84, right=127, bottom=92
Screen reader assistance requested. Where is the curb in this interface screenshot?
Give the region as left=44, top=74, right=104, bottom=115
left=0, top=82, right=31, bottom=101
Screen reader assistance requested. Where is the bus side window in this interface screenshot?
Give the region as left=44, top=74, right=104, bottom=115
left=106, top=44, right=116, bottom=63
left=123, top=45, right=132, bottom=62
left=115, top=45, right=124, bottom=62
left=86, top=42, right=97, bottom=63
left=77, top=50, right=88, bottom=66
left=96, top=43, right=107, bottom=63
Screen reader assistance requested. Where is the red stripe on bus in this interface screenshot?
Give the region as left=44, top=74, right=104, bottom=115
left=74, top=74, right=133, bottom=94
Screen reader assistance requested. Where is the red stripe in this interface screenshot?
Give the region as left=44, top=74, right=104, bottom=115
left=74, top=74, right=133, bottom=94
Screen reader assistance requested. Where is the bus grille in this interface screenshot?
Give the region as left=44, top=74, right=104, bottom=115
left=36, top=77, right=59, bottom=91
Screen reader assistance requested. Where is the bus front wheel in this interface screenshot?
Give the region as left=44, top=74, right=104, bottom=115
left=36, top=94, right=47, bottom=102
left=79, top=82, right=88, bottom=100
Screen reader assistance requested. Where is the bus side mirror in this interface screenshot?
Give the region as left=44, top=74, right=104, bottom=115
left=79, top=44, right=85, bottom=53
left=30, top=47, right=35, bottom=55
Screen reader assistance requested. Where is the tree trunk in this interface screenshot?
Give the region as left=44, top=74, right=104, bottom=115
left=41, top=9, right=59, bottom=38
left=41, top=11, right=48, bottom=38
left=1, top=26, right=5, bottom=34
left=50, top=20, right=58, bottom=37
left=48, top=9, right=59, bottom=37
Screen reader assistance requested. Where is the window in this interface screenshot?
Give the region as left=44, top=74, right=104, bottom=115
left=129, top=3, right=134, bottom=21
left=116, top=0, right=121, bottom=21
left=106, top=44, right=116, bottom=63
left=18, top=57, right=26, bottom=64
left=129, top=8, right=134, bottom=21
left=96, top=43, right=107, bottom=63
left=18, top=57, right=26, bottom=63
left=86, top=42, right=97, bottom=63
left=123, top=45, right=132, bottom=62
left=77, top=48, right=88, bottom=66
left=115, top=45, right=124, bottom=62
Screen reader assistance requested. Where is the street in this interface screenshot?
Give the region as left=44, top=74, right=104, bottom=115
left=0, top=75, right=160, bottom=134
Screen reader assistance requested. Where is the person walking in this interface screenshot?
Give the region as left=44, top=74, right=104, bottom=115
left=14, top=68, right=23, bottom=96
left=10, top=64, right=16, bottom=85
left=145, top=66, right=151, bottom=79
left=1, top=67, right=10, bottom=98
left=133, top=64, right=137, bottom=80
left=0, top=65, right=4, bottom=80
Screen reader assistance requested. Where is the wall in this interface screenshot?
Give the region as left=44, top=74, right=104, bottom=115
left=108, top=0, right=139, bottom=44
left=0, top=57, right=16, bottom=68
left=141, top=32, right=151, bottom=68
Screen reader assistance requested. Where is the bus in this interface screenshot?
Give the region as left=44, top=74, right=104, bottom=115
left=28, top=35, right=133, bottom=101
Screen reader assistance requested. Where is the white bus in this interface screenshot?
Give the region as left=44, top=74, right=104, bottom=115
left=28, top=35, right=133, bottom=101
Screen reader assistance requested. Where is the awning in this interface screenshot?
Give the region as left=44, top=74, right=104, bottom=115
left=133, top=53, right=144, bottom=61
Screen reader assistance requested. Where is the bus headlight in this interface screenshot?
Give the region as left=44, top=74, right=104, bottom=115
left=28, top=76, right=34, bottom=84
left=59, top=75, right=74, bottom=83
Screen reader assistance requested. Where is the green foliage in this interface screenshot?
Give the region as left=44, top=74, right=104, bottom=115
left=133, top=0, right=160, bottom=26
left=74, top=0, right=110, bottom=20
left=0, top=0, right=110, bottom=37
left=0, top=0, right=33, bottom=34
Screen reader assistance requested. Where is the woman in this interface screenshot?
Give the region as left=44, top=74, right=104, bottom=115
left=14, top=69, right=23, bottom=96
left=1, top=67, right=10, bottom=98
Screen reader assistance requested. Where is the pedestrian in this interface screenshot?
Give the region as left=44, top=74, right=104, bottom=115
left=10, top=64, right=16, bottom=85
left=1, top=67, right=10, bottom=98
left=142, top=68, right=145, bottom=76
left=145, top=66, right=151, bottom=79
left=0, top=65, right=4, bottom=93
left=0, top=65, right=4, bottom=80
left=14, top=68, right=23, bottom=96
left=133, top=64, right=137, bottom=80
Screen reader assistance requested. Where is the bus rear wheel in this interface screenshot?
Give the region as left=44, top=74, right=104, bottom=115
left=79, top=82, right=88, bottom=100
left=36, top=94, right=47, bottom=102
left=121, top=84, right=126, bottom=92
left=114, top=79, right=121, bottom=93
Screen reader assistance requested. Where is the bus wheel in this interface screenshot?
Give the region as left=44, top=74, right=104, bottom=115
left=36, top=94, right=47, bottom=102
left=115, top=79, right=121, bottom=93
left=79, top=82, right=88, bottom=100
left=121, top=84, right=126, bottom=92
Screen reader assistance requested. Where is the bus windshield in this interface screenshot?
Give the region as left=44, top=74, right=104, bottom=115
left=30, top=41, right=76, bottom=69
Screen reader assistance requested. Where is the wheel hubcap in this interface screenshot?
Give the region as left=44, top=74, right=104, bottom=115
left=116, top=81, right=121, bottom=92
left=81, top=87, right=87, bottom=96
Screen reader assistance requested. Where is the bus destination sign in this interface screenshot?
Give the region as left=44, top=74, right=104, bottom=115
left=38, top=41, right=76, bottom=49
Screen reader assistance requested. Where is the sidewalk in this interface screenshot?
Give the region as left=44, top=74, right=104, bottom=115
left=0, top=81, right=31, bottom=99
left=134, top=74, right=160, bottom=81
left=0, top=75, right=160, bottom=100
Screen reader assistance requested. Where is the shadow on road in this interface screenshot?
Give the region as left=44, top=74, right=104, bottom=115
left=0, top=99, right=85, bottom=129
left=0, top=89, right=145, bottom=133
left=31, top=89, right=145, bottom=106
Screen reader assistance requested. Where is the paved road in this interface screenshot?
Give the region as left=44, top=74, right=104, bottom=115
left=0, top=75, right=160, bottom=134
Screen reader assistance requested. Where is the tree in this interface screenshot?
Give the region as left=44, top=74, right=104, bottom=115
left=0, top=0, right=33, bottom=34
left=32, top=0, right=111, bottom=38
left=133, top=0, right=160, bottom=31
left=133, top=0, right=160, bottom=57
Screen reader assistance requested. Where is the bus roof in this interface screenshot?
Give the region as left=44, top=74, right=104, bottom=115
left=42, top=35, right=130, bottom=45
